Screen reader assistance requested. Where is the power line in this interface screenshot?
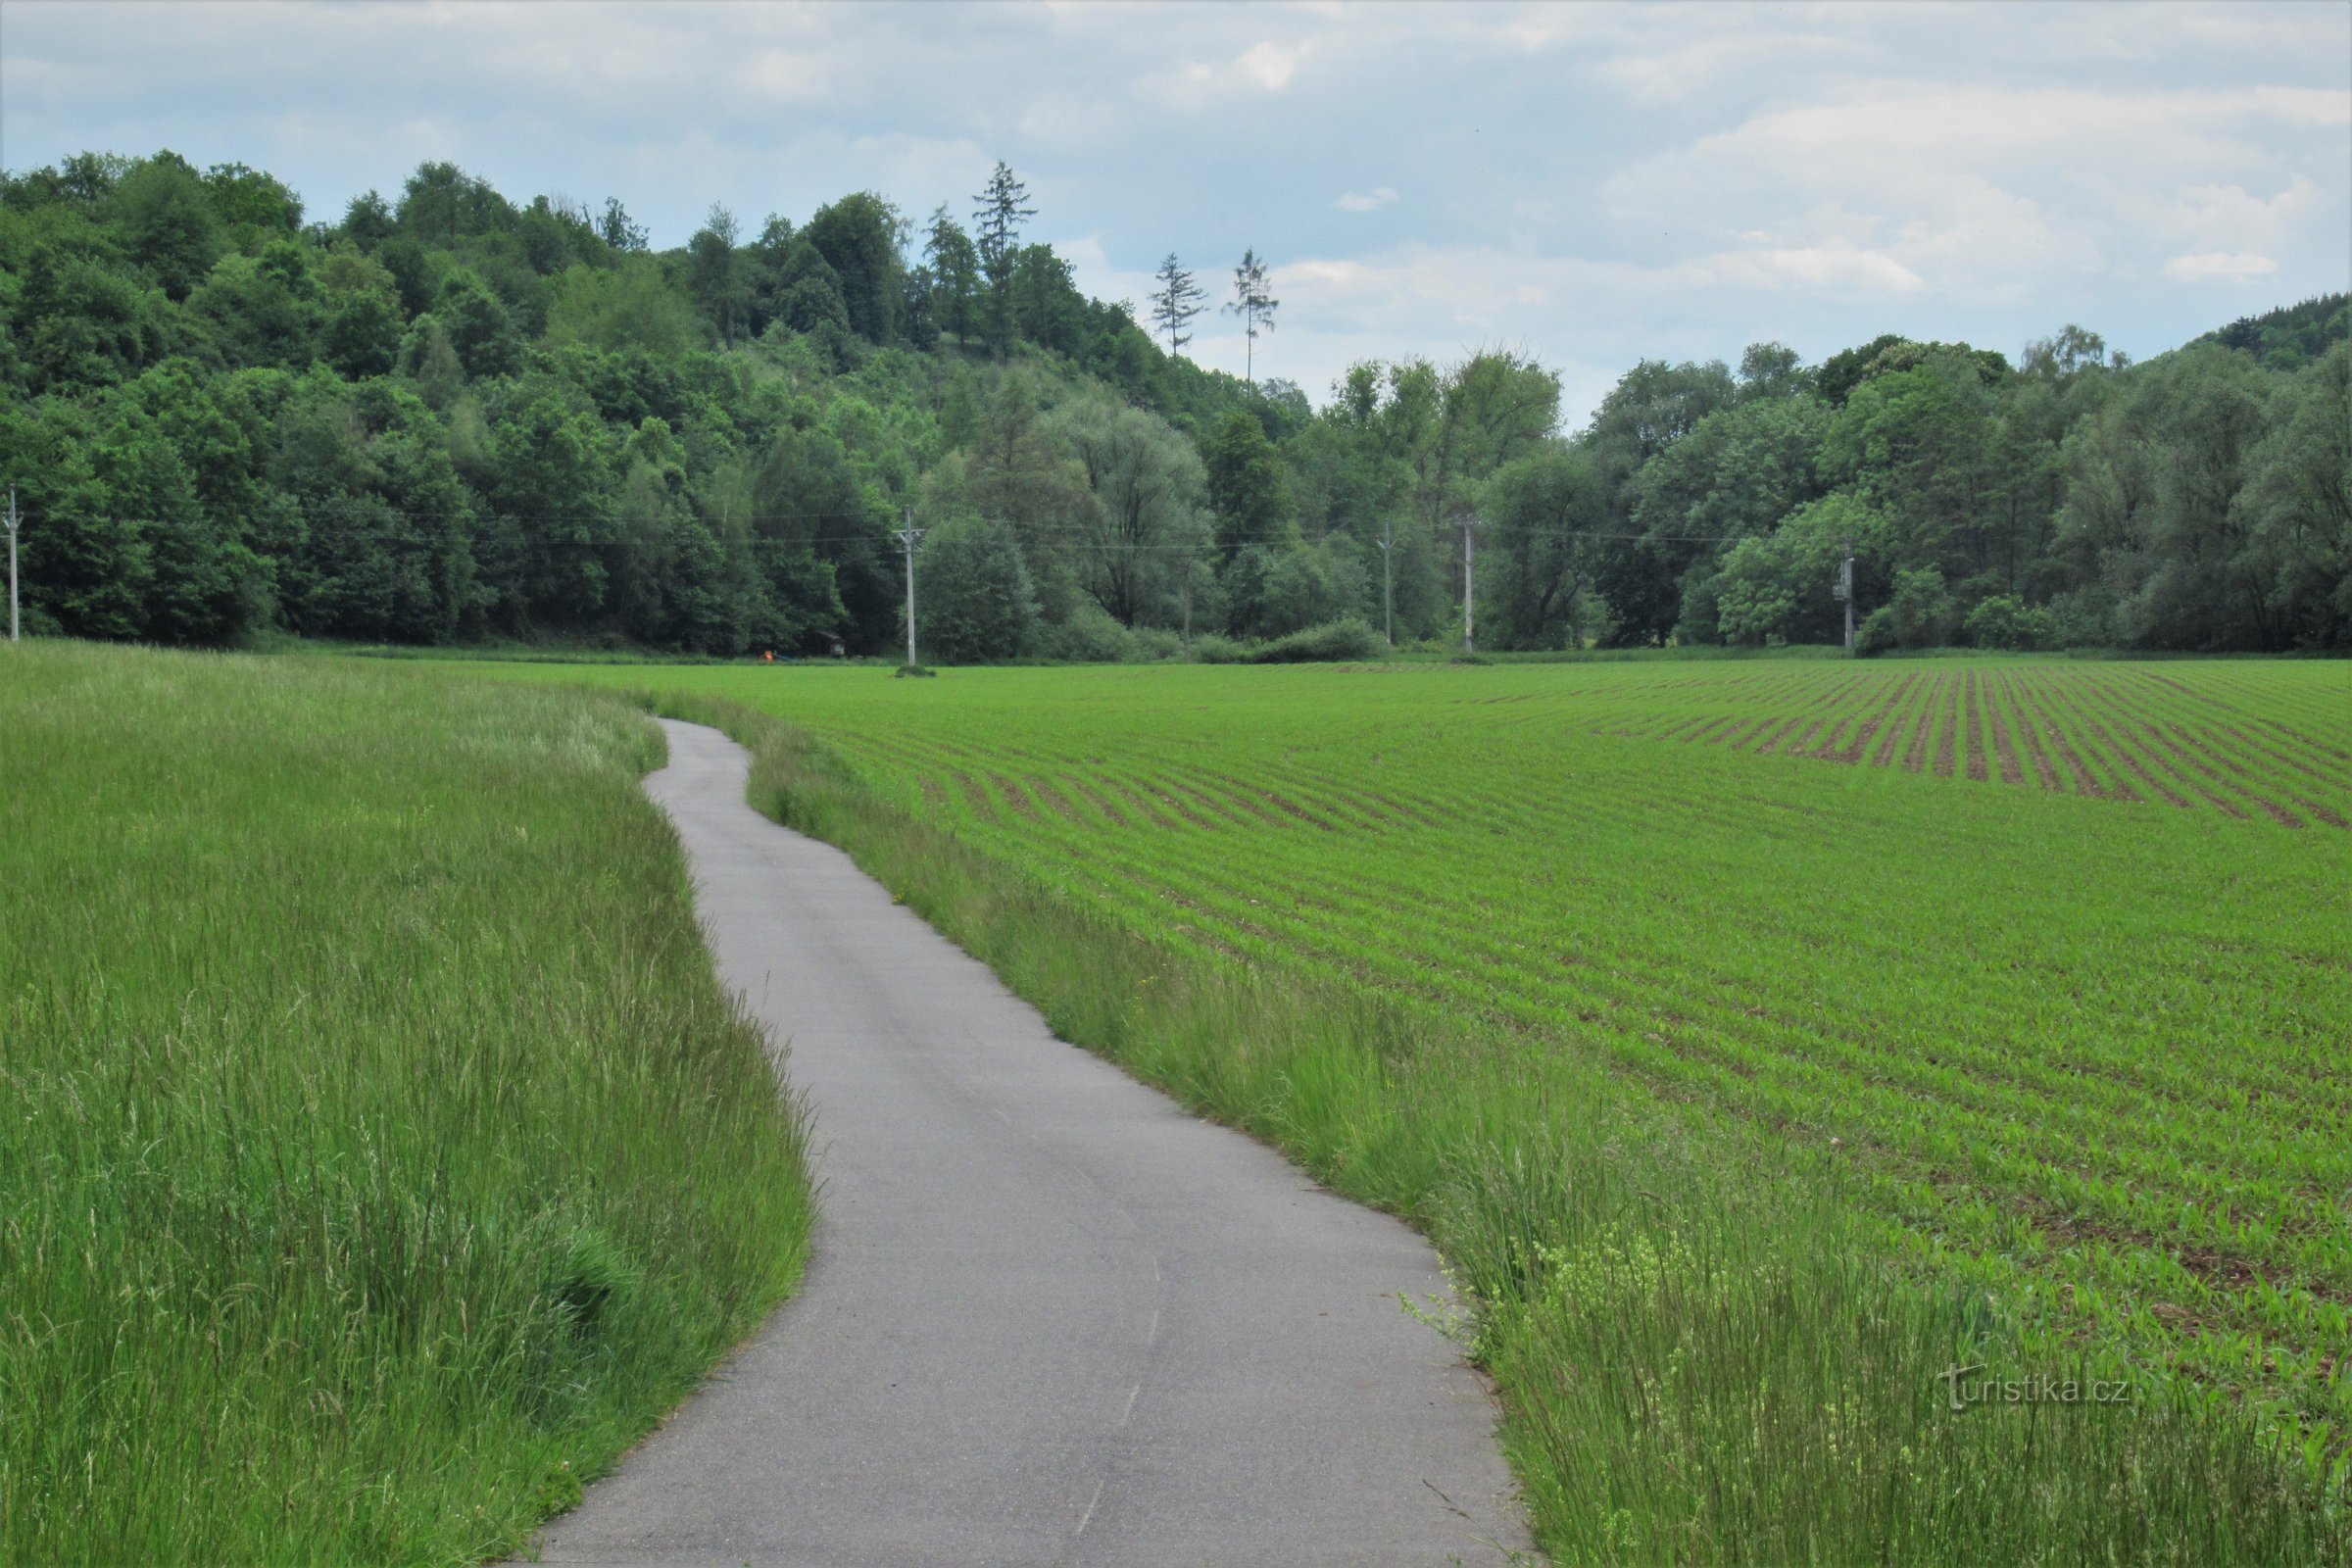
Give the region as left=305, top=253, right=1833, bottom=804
left=29, top=505, right=1751, bottom=552
left=5, top=488, right=19, bottom=645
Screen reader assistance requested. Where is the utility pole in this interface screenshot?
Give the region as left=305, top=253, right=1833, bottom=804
left=4, top=488, right=18, bottom=645
left=1838, top=534, right=1855, bottom=653
left=895, top=506, right=925, bottom=667
left=1459, top=514, right=1481, bottom=657
left=1375, top=524, right=1394, bottom=646
left=1179, top=556, right=1194, bottom=654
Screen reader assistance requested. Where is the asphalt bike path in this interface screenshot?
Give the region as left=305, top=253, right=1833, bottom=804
left=535, top=719, right=1528, bottom=1567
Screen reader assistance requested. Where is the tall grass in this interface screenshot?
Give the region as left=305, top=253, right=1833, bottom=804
left=0, top=645, right=811, bottom=1565
left=646, top=688, right=2347, bottom=1567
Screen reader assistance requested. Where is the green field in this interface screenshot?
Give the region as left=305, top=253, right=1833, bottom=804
left=489, top=653, right=2350, bottom=1563
left=0, top=645, right=811, bottom=1564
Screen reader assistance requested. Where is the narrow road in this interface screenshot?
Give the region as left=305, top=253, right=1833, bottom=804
left=536, top=720, right=1527, bottom=1567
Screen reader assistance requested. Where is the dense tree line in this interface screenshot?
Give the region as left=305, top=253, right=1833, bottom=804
left=2, top=149, right=2343, bottom=658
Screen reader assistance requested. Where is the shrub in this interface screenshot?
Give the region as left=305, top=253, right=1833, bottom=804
left=1187, top=633, right=1248, bottom=663
left=1964, top=594, right=2060, bottom=651
left=2046, top=588, right=2116, bottom=649
left=1130, top=625, right=1186, bottom=662
left=1248, top=617, right=1382, bottom=663
left=1031, top=599, right=1139, bottom=662
left=1857, top=566, right=1955, bottom=655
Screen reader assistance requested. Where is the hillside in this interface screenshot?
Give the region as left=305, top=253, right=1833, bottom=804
left=1, top=150, right=2346, bottom=657
left=2195, top=292, right=2351, bottom=369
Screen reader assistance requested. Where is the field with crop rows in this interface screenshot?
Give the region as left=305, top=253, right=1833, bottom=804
left=1601, top=662, right=2349, bottom=826
left=512, top=656, right=2350, bottom=1439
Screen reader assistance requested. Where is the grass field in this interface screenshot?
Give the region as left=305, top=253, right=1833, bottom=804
left=485, top=653, right=2350, bottom=1564
left=0, top=644, right=811, bottom=1565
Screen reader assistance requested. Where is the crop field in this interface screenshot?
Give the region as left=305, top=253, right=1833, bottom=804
left=488, top=652, right=2349, bottom=1560
left=1601, top=662, right=2349, bottom=826
left=0, top=645, right=811, bottom=1565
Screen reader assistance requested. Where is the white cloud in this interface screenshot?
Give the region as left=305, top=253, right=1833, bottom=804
left=2162, top=252, right=2279, bottom=283
left=2149, top=175, right=2319, bottom=251
left=1152, top=34, right=1316, bottom=108
left=2, top=0, right=2344, bottom=423
left=1599, top=76, right=2341, bottom=309
left=1588, top=25, right=1866, bottom=106
left=2251, top=84, right=2352, bottom=126
left=1237, top=40, right=1302, bottom=90
left=1697, top=242, right=1926, bottom=295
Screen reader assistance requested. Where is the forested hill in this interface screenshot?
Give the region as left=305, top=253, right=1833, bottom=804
left=2, top=151, right=2346, bottom=658
left=2192, top=294, right=2352, bottom=369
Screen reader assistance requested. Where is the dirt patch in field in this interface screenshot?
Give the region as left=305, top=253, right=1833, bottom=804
left=1023, top=775, right=1084, bottom=822
left=2254, top=716, right=2352, bottom=764
left=2138, top=724, right=2284, bottom=824
left=988, top=772, right=1040, bottom=820
left=1161, top=767, right=1285, bottom=828
left=2047, top=730, right=2119, bottom=798
left=1357, top=790, right=1447, bottom=830
left=1253, top=790, right=1344, bottom=832
left=2157, top=721, right=2339, bottom=827
left=1983, top=678, right=2025, bottom=786
left=2213, top=722, right=2350, bottom=792
left=1960, top=673, right=1988, bottom=781
left=1996, top=675, right=2064, bottom=791
left=1898, top=689, right=1933, bottom=772
left=1060, top=777, right=1133, bottom=828
left=1973, top=1190, right=2317, bottom=1303
left=2096, top=721, right=2235, bottom=815
left=1819, top=676, right=1914, bottom=762
left=1169, top=780, right=1266, bottom=829
left=948, top=771, right=1001, bottom=823
left=1934, top=680, right=1961, bottom=777
left=2031, top=685, right=2149, bottom=803
left=1098, top=777, right=1196, bottom=831
left=1685, top=715, right=1738, bottom=744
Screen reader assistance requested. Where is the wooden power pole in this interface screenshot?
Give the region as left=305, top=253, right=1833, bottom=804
left=896, top=507, right=925, bottom=667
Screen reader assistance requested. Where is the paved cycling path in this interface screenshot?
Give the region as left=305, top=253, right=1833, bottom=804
left=535, top=719, right=1526, bottom=1567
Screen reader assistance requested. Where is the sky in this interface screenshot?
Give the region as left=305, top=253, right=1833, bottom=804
left=3, top=0, right=2347, bottom=422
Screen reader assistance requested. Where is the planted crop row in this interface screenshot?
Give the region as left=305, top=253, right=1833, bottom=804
left=497, top=656, right=2351, bottom=1435
left=1613, top=663, right=2350, bottom=826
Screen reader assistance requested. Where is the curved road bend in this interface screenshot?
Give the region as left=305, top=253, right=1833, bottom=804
left=535, top=719, right=1529, bottom=1568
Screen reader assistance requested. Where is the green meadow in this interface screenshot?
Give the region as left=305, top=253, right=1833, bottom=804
left=484, top=654, right=2349, bottom=1565
left=0, top=644, right=811, bottom=1564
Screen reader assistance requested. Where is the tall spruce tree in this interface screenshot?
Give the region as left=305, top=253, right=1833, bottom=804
left=1150, top=253, right=1205, bottom=356
left=971, top=162, right=1035, bottom=356
left=1226, top=248, right=1278, bottom=383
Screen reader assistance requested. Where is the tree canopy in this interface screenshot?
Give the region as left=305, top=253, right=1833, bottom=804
left=1, top=148, right=2342, bottom=658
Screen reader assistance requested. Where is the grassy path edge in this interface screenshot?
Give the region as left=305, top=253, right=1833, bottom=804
left=634, top=688, right=2347, bottom=1566
left=0, top=648, right=817, bottom=1566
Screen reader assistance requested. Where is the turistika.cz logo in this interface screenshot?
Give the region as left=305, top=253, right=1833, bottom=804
left=1936, top=1365, right=2133, bottom=1412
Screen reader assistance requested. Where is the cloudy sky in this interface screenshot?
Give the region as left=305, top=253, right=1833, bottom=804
left=3, top=0, right=2346, bottom=420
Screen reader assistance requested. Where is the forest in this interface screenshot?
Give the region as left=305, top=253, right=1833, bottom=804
left=1, top=149, right=2345, bottom=659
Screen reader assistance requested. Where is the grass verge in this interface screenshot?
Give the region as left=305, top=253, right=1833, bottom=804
left=0, top=645, right=812, bottom=1565
left=643, top=688, right=2347, bottom=1567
